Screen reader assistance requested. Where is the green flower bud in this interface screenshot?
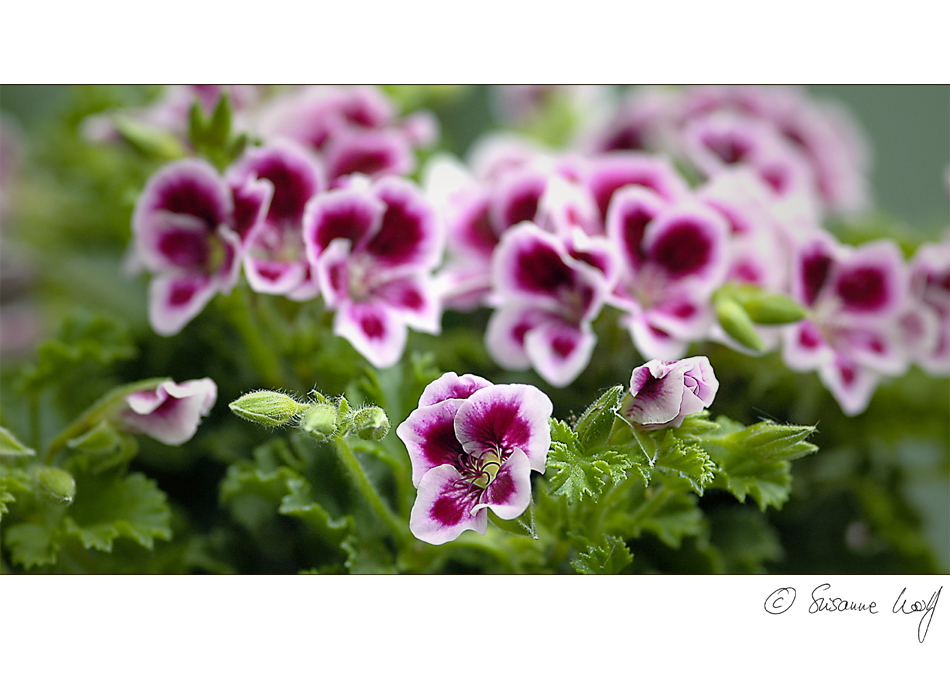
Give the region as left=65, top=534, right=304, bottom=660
left=351, top=406, right=390, bottom=441
left=742, top=293, right=807, bottom=325
left=35, top=467, right=77, bottom=505
left=229, top=391, right=308, bottom=427
left=299, top=402, right=339, bottom=441
left=574, top=385, right=625, bottom=448
left=715, top=297, right=766, bottom=353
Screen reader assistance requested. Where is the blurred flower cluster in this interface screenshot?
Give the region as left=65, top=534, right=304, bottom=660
left=123, top=84, right=946, bottom=416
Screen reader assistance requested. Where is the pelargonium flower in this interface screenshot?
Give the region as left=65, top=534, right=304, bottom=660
left=121, top=378, right=217, bottom=445
left=131, top=158, right=242, bottom=336
left=396, top=372, right=552, bottom=545
left=900, top=238, right=950, bottom=376
left=302, top=175, right=443, bottom=368
left=485, top=223, right=615, bottom=386
left=226, top=141, right=325, bottom=300
left=619, top=356, right=719, bottom=429
left=782, top=234, right=910, bottom=414
left=604, top=186, right=730, bottom=359
left=253, top=85, right=437, bottom=184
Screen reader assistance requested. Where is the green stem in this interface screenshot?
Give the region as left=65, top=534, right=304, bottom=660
left=219, top=284, right=285, bottom=388
left=45, top=377, right=168, bottom=463
left=623, top=484, right=672, bottom=530
left=29, top=392, right=40, bottom=451
left=331, top=434, right=410, bottom=546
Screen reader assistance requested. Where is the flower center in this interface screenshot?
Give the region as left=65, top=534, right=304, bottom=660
left=470, top=450, right=502, bottom=489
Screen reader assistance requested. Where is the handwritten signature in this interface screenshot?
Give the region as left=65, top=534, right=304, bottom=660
left=764, top=584, right=941, bottom=643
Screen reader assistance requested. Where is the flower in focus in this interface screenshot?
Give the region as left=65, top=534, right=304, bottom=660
left=619, top=356, right=719, bottom=429
left=131, top=158, right=242, bottom=335
left=302, top=175, right=444, bottom=368
left=396, top=372, right=552, bottom=545
left=121, top=378, right=217, bottom=445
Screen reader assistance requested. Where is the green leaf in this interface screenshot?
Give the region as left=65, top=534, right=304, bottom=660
left=62, top=472, right=172, bottom=551
left=608, top=488, right=705, bottom=548
left=0, top=425, right=35, bottom=456
left=18, top=311, right=136, bottom=395
left=278, top=478, right=352, bottom=547
left=546, top=419, right=634, bottom=502
left=113, top=116, right=188, bottom=160
left=206, top=93, right=233, bottom=148
left=4, top=523, right=60, bottom=569
left=701, top=416, right=818, bottom=511
left=650, top=430, right=717, bottom=494
left=720, top=420, right=818, bottom=461
left=341, top=533, right=398, bottom=574
left=571, top=534, right=633, bottom=574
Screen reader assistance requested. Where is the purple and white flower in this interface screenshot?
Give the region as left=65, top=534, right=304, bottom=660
left=121, top=378, right=217, bottom=445
left=131, top=158, right=242, bottom=336
left=253, top=85, right=437, bottom=184
left=605, top=186, right=730, bottom=360
left=485, top=223, right=614, bottom=386
left=782, top=234, right=910, bottom=414
left=619, top=356, right=719, bottom=429
left=302, top=175, right=444, bottom=368
left=396, top=372, right=552, bottom=545
left=226, top=141, right=325, bottom=300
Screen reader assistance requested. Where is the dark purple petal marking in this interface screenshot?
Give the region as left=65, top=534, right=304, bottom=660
left=255, top=154, right=319, bottom=224
left=361, top=312, right=386, bottom=339
left=495, top=173, right=546, bottom=230
left=513, top=239, right=575, bottom=295
left=835, top=266, right=888, bottom=312
left=308, top=192, right=381, bottom=254
left=456, top=198, right=498, bottom=257
left=551, top=333, right=577, bottom=359
left=800, top=248, right=833, bottom=307
left=701, top=129, right=753, bottom=164
left=168, top=278, right=201, bottom=307
left=330, top=145, right=397, bottom=179
left=649, top=219, right=713, bottom=278
left=603, top=125, right=646, bottom=152
left=365, top=182, right=434, bottom=268
left=156, top=228, right=210, bottom=268
left=154, top=175, right=227, bottom=231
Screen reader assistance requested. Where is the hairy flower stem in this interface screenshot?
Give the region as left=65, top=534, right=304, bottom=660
left=218, top=284, right=286, bottom=388
left=331, top=434, right=410, bottom=546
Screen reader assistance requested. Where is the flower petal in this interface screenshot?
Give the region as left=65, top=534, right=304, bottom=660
left=523, top=318, right=597, bottom=387
left=417, top=372, right=494, bottom=408
left=409, top=464, right=487, bottom=545
left=372, top=274, right=442, bottom=334
left=333, top=300, right=408, bottom=369
left=365, top=176, right=443, bottom=272
left=396, top=398, right=466, bottom=486
left=302, top=184, right=385, bottom=262
left=623, top=359, right=685, bottom=426
left=148, top=273, right=218, bottom=337
left=454, top=383, right=552, bottom=473
left=123, top=378, right=217, bottom=445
